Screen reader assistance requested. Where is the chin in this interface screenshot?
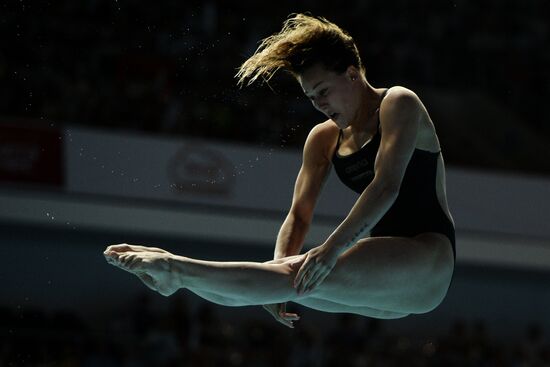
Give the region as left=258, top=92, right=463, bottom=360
left=335, top=119, right=349, bottom=129
left=330, top=116, right=344, bottom=128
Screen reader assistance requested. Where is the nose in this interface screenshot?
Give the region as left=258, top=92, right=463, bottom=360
left=311, top=97, right=328, bottom=112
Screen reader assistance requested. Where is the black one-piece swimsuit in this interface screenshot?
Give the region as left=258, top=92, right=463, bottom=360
left=331, top=97, right=456, bottom=263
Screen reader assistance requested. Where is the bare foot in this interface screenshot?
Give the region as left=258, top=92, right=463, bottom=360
left=105, top=243, right=169, bottom=254
left=104, top=243, right=180, bottom=297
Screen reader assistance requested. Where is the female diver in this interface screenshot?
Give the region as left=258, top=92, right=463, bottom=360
left=104, top=13, right=455, bottom=328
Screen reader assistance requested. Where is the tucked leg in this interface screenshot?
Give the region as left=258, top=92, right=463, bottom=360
left=105, top=233, right=453, bottom=314
left=183, top=256, right=409, bottom=317
left=308, top=233, right=454, bottom=313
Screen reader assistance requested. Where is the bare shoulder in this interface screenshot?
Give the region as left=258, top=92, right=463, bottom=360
left=382, top=86, right=440, bottom=150
left=379, top=86, right=423, bottom=126
left=307, top=120, right=339, bottom=141
left=304, top=120, right=339, bottom=162
left=382, top=86, right=421, bottom=108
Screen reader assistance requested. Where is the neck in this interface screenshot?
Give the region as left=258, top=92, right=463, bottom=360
left=349, top=81, right=383, bottom=135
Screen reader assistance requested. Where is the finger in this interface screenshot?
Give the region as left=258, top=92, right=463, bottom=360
left=264, top=305, right=279, bottom=319
left=305, top=272, right=327, bottom=293
left=278, top=306, right=291, bottom=319
left=305, top=268, right=325, bottom=290
left=297, top=262, right=319, bottom=290
left=277, top=315, right=294, bottom=328
left=278, top=303, right=300, bottom=320
left=281, top=313, right=300, bottom=320
left=299, top=265, right=319, bottom=293
left=265, top=306, right=291, bottom=328
left=297, top=272, right=308, bottom=293
left=294, top=259, right=310, bottom=288
left=266, top=304, right=293, bottom=328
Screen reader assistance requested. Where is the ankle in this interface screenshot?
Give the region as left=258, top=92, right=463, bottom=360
left=168, top=254, right=189, bottom=289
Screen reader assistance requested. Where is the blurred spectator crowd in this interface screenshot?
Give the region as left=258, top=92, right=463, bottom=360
left=1, top=292, right=549, bottom=367
left=1, top=0, right=549, bottom=172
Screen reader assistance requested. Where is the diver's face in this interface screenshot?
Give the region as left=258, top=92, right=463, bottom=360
left=298, top=64, right=361, bottom=129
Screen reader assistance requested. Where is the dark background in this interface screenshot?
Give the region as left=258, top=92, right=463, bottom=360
left=2, top=1, right=550, bottom=366
left=2, top=0, right=549, bottom=176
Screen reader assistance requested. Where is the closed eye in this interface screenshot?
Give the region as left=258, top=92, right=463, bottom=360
left=306, top=88, right=329, bottom=102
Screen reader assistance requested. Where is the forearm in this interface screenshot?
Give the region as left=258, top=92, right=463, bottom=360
left=274, top=213, right=310, bottom=259
left=325, top=183, right=398, bottom=254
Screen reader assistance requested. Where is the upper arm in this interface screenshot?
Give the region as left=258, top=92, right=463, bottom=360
left=372, top=87, right=422, bottom=193
left=289, top=122, right=335, bottom=223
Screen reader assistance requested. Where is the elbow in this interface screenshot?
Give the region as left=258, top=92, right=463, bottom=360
left=384, top=184, right=400, bottom=198
left=289, top=205, right=314, bottom=227
left=294, top=213, right=313, bottom=229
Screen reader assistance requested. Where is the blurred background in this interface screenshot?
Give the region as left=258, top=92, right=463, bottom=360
left=1, top=0, right=550, bottom=366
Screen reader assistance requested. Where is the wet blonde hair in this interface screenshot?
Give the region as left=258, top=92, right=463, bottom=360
left=236, top=13, right=365, bottom=87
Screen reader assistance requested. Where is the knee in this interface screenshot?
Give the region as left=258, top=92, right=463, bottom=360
left=263, top=254, right=303, bottom=265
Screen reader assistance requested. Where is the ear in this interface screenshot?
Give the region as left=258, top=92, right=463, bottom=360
left=346, top=65, right=360, bottom=81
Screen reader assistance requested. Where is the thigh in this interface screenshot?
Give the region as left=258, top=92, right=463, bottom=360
left=308, top=233, right=454, bottom=312
left=293, top=296, right=410, bottom=319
